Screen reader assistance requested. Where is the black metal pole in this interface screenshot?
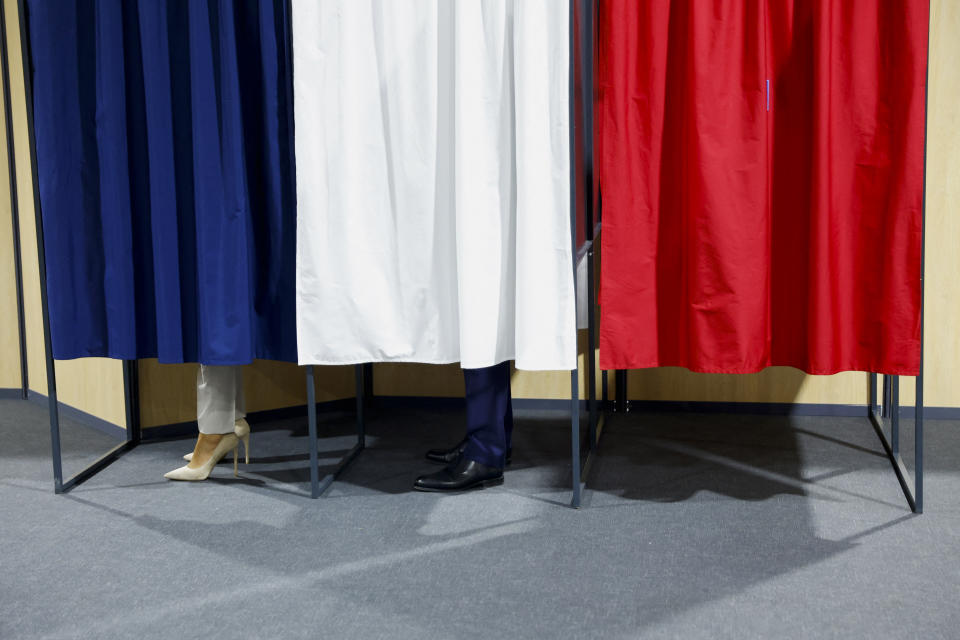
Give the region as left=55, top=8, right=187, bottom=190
left=571, top=370, right=581, bottom=508
left=602, top=369, right=608, bottom=408
left=915, top=358, right=924, bottom=514
left=362, top=362, right=373, bottom=407
left=355, top=363, right=365, bottom=449
left=882, top=374, right=891, bottom=418
left=306, top=365, right=320, bottom=498
left=122, top=360, right=141, bottom=444
left=915, top=0, right=931, bottom=514
left=0, top=0, right=26, bottom=398
left=614, top=370, right=621, bottom=411
left=15, top=0, right=63, bottom=492
left=568, top=0, right=582, bottom=509
left=890, top=375, right=900, bottom=456
left=586, top=245, right=597, bottom=447
left=583, top=0, right=597, bottom=447
left=615, top=369, right=628, bottom=412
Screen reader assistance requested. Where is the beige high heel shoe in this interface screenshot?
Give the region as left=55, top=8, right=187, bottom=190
left=164, top=433, right=240, bottom=481
left=183, top=418, right=250, bottom=464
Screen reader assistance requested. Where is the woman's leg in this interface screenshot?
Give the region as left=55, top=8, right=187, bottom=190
left=165, top=365, right=244, bottom=479
left=198, top=365, right=242, bottom=435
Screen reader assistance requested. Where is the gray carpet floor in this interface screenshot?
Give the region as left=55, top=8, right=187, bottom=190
left=1, top=397, right=958, bottom=639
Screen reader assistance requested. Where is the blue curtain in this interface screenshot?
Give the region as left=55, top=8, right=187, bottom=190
left=26, top=0, right=297, bottom=364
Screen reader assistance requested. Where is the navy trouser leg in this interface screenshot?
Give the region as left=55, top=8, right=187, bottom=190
left=462, top=361, right=513, bottom=468
left=505, top=369, right=514, bottom=451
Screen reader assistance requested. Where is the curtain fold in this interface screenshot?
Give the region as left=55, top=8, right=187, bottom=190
left=292, top=0, right=576, bottom=371
left=27, top=0, right=297, bottom=365
left=597, top=0, right=928, bottom=375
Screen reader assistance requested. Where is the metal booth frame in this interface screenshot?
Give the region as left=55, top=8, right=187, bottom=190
left=594, top=2, right=931, bottom=514
left=6, top=0, right=365, bottom=498
left=5, top=0, right=600, bottom=504
left=13, top=0, right=919, bottom=512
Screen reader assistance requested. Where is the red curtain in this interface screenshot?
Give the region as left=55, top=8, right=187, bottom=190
left=596, top=0, right=928, bottom=375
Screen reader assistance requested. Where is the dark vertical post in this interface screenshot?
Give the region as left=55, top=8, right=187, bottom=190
left=915, top=367, right=924, bottom=513
left=0, top=0, right=26, bottom=397
left=915, top=0, right=930, bottom=514
left=306, top=365, right=320, bottom=498
left=355, top=364, right=365, bottom=449
left=568, top=0, right=581, bottom=508
left=15, top=0, right=62, bottom=492
left=581, top=0, right=597, bottom=449
left=615, top=369, right=628, bottom=412
left=362, top=362, right=373, bottom=406
left=890, top=376, right=900, bottom=456
left=571, top=370, right=581, bottom=508
left=868, top=373, right=877, bottom=414
left=614, top=370, right=620, bottom=411
left=122, top=360, right=141, bottom=444
left=602, top=369, right=609, bottom=409
left=586, top=246, right=597, bottom=447
left=882, top=374, right=891, bottom=418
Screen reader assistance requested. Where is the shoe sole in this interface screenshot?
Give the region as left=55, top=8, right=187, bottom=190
left=412, top=476, right=504, bottom=493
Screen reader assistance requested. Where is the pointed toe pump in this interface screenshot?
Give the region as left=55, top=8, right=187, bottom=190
left=165, top=433, right=241, bottom=481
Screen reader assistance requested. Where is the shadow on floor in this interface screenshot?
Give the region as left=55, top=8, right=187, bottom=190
left=4, top=399, right=947, bottom=639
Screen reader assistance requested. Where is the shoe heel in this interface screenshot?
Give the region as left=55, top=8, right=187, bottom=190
left=242, top=433, right=250, bottom=465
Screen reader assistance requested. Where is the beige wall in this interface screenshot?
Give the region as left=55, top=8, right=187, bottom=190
left=918, top=0, right=960, bottom=409
left=3, top=0, right=43, bottom=398
left=1, top=2, right=956, bottom=428
left=138, top=361, right=354, bottom=429
left=0, top=34, right=20, bottom=391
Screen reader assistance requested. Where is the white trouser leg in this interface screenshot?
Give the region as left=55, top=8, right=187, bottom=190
left=197, top=365, right=246, bottom=435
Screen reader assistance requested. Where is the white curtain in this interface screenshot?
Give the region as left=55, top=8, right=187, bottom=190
left=292, top=0, right=575, bottom=371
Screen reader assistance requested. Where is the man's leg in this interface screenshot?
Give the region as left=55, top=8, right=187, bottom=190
left=462, top=361, right=512, bottom=468
left=414, top=361, right=512, bottom=492
left=504, top=365, right=514, bottom=453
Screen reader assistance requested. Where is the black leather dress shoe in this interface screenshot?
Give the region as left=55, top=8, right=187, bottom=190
left=413, top=457, right=504, bottom=492
left=425, top=439, right=513, bottom=466
left=425, top=438, right=467, bottom=464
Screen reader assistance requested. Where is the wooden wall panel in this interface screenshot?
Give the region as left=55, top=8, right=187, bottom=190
left=0, top=42, right=20, bottom=391
left=52, top=359, right=127, bottom=426
left=917, top=0, right=960, bottom=409
left=4, top=0, right=44, bottom=398
left=138, top=360, right=354, bottom=429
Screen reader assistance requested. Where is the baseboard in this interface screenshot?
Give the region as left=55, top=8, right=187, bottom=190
left=622, top=400, right=960, bottom=420
left=26, top=391, right=128, bottom=440
left=368, top=396, right=960, bottom=420
left=371, top=396, right=588, bottom=412
left=368, top=396, right=466, bottom=410
left=18, top=391, right=960, bottom=443
left=896, top=406, right=960, bottom=420
left=140, top=397, right=356, bottom=441
left=622, top=400, right=869, bottom=417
